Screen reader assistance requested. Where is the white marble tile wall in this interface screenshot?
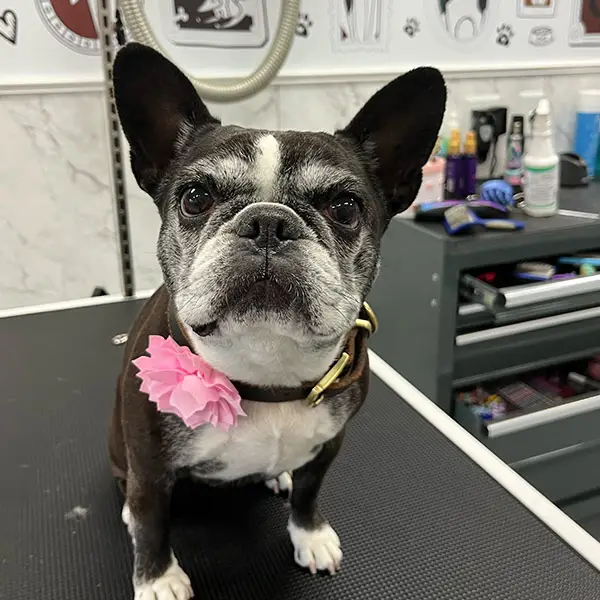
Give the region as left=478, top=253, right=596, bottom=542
left=0, top=92, right=120, bottom=309
left=2, top=72, right=600, bottom=309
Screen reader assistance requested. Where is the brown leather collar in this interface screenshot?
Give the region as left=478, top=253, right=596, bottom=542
left=167, top=301, right=377, bottom=407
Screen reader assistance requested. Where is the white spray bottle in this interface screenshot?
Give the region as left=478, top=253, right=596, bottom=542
left=522, top=98, right=559, bottom=217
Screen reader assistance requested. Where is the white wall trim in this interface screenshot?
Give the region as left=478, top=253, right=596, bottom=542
left=0, top=79, right=105, bottom=97
left=2, top=64, right=600, bottom=97
left=0, top=289, right=154, bottom=319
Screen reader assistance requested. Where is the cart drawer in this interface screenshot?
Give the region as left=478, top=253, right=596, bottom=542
left=455, top=397, right=600, bottom=462
left=515, top=440, right=600, bottom=504
left=453, top=308, right=600, bottom=385
left=457, top=259, right=600, bottom=332
left=454, top=358, right=600, bottom=462
left=462, top=273, right=600, bottom=311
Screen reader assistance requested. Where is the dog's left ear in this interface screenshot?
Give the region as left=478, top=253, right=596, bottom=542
left=337, top=67, right=446, bottom=216
left=113, top=43, right=219, bottom=195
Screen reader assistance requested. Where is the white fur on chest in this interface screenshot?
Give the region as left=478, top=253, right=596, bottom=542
left=176, top=400, right=342, bottom=481
left=184, top=323, right=344, bottom=388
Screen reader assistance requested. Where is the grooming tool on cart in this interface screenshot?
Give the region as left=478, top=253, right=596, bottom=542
left=444, top=205, right=484, bottom=235
left=415, top=200, right=509, bottom=222
left=514, top=262, right=556, bottom=281
left=495, top=382, right=556, bottom=410
left=444, top=204, right=524, bottom=236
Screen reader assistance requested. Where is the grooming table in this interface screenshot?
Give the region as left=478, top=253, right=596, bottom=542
left=1, top=297, right=599, bottom=600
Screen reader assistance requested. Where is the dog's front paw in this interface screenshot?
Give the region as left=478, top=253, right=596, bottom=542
left=288, top=521, right=342, bottom=575
left=265, top=471, right=292, bottom=499
left=134, top=556, right=193, bottom=600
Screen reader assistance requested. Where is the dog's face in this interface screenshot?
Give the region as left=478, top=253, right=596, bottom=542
left=114, top=44, right=446, bottom=371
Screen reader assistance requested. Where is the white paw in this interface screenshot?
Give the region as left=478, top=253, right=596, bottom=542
left=287, top=521, right=342, bottom=575
left=122, top=503, right=131, bottom=526
left=265, top=471, right=293, bottom=497
left=134, top=556, right=193, bottom=600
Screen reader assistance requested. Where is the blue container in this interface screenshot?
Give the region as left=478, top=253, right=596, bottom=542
left=574, top=90, right=600, bottom=179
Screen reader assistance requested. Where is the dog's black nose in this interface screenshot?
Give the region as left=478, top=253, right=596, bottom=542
left=235, top=205, right=302, bottom=249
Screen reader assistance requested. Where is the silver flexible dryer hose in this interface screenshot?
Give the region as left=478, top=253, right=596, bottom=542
left=118, top=0, right=300, bottom=102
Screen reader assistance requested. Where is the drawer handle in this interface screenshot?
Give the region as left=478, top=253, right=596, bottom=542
left=460, top=274, right=506, bottom=312
left=485, top=394, right=600, bottom=438
left=503, top=273, right=600, bottom=308
left=456, top=305, right=600, bottom=346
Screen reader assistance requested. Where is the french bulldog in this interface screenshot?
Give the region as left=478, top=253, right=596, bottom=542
left=109, top=43, right=446, bottom=600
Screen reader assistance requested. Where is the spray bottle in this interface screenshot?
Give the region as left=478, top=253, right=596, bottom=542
left=522, top=98, right=559, bottom=217
left=504, top=115, right=525, bottom=187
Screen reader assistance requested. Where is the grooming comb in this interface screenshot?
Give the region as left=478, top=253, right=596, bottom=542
left=495, top=382, right=555, bottom=410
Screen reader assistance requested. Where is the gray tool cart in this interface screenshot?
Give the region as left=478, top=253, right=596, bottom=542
left=369, top=184, right=600, bottom=516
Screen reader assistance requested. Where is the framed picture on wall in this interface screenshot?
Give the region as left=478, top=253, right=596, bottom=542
left=330, top=0, right=392, bottom=52
left=159, top=0, right=269, bottom=48
left=569, top=0, right=600, bottom=46
left=517, top=0, right=557, bottom=19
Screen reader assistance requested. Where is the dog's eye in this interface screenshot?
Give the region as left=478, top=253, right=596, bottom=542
left=326, top=196, right=360, bottom=229
left=180, top=185, right=214, bottom=217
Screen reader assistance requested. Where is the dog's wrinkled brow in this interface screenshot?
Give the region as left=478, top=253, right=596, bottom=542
left=176, top=136, right=364, bottom=200
left=179, top=156, right=253, bottom=185
left=293, top=162, right=364, bottom=195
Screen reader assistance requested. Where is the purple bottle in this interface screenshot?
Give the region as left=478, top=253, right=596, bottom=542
left=461, top=130, right=478, bottom=197
left=445, top=130, right=462, bottom=196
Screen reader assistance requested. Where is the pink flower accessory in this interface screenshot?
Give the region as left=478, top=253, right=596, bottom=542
left=133, top=335, right=246, bottom=431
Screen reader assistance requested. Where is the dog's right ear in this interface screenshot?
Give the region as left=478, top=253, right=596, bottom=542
left=113, top=43, right=219, bottom=195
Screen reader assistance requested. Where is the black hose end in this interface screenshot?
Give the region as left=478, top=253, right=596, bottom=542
left=115, top=10, right=127, bottom=47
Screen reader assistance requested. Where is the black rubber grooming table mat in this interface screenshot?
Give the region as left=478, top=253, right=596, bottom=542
left=1, top=299, right=599, bottom=600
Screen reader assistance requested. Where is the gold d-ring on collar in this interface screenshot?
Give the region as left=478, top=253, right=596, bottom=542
left=306, top=302, right=378, bottom=407
left=355, top=301, right=378, bottom=334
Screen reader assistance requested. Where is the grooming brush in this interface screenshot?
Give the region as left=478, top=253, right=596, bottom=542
left=515, top=272, right=554, bottom=282
left=516, top=262, right=555, bottom=277
left=444, top=204, right=524, bottom=235
left=443, top=204, right=484, bottom=235
left=514, top=262, right=556, bottom=281
left=479, top=179, right=515, bottom=207
left=415, top=200, right=508, bottom=222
